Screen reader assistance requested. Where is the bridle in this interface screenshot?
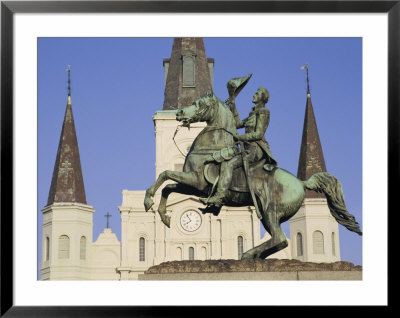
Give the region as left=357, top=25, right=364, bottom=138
left=190, top=99, right=213, bottom=123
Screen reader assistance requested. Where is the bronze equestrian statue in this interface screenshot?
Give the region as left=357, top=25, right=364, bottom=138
left=144, top=76, right=361, bottom=260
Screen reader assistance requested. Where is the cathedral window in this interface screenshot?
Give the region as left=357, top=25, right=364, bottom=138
left=237, top=236, right=244, bottom=260
left=189, top=247, right=195, bottom=260
left=296, top=233, right=303, bottom=256
left=201, top=247, right=207, bottom=260
left=58, top=235, right=70, bottom=259
left=45, top=237, right=50, bottom=261
left=139, top=237, right=145, bottom=261
left=332, top=232, right=336, bottom=256
left=80, top=236, right=86, bottom=260
left=177, top=247, right=183, bottom=261
left=313, top=231, right=324, bottom=254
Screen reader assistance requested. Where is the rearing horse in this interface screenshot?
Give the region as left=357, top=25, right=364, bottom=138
left=144, top=92, right=361, bottom=259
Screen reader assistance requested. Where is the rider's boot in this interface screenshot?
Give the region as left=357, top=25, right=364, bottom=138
left=200, top=162, right=232, bottom=207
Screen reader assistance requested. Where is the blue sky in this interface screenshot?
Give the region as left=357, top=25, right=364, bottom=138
left=38, top=37, right=362, bottom=276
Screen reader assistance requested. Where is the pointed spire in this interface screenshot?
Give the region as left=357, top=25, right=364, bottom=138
left=297, top=66, right=327, bottom=199
left=163, top=38, right=214, bottom=109
left=47, top=67, right=87, bottom=205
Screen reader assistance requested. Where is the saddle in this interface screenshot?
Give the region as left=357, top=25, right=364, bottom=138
left=204, top=159, right=272, bottom=192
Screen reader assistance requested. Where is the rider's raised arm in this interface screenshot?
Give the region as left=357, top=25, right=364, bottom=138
left=238, top=108, right=269, bottom=142
left=232, top=106, right=245, bottom=129
left=227, top=97, right=244, bottom=129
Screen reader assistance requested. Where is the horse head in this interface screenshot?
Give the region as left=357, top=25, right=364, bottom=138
left=176, top=92, right=219, bottom=127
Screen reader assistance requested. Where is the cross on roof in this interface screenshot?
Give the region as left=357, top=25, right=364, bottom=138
left=66, top=65, right=71, bottom=96
left=105, top=212, right=112, bottom=229
left=301, top=64, right=310, bottom=94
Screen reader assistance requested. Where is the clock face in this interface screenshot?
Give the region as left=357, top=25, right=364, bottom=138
left=180, top=210, right=202, bottom=232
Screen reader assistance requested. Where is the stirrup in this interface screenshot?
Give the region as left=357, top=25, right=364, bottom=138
left=204, top=192, right=225, bottom=206
left=200, top=175, right=221, bottom=206
left=200, top=194, right=224, bottom=207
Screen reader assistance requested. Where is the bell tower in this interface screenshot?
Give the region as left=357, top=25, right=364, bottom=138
left=41, top=66, right=95, bottom=280
left=289, top=65, right=341, bottom=263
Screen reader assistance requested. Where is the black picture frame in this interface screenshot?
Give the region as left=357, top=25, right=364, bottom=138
left=1, top=0, right=395, bottom=316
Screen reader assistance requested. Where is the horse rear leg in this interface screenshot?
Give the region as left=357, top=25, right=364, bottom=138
left=242, top=208, right=288, bottom=259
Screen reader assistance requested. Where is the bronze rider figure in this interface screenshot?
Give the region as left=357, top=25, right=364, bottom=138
left=200, top=86, right=278, bottom=207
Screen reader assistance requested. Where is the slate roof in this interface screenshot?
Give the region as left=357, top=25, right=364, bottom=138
left=297, top=93, right=327, bottom=199
left=47, top=95, right=87, bottom=205
left=163, top=37, right=213, bottom=110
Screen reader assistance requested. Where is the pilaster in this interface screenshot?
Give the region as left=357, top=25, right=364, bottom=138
left=119, top=207, right=130, bottom=267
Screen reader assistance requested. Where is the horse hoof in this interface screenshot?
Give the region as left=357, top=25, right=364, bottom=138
left=241, top=252, right=252, bottom=260
left=161, top=215, right=171, bottom=228
left=144, top=198, right=154, bottom=211
left=241, top=251, right=258, bottom=260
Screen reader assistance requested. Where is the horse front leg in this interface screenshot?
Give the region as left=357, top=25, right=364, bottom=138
left=144, top=170, right=205, bottom=212
left=158, top=183, right=204, bottom=227
left=144, top=170, right=168, bottom=212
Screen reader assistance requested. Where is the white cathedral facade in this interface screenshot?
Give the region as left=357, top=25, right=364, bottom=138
left=40, top=38, right=340, bottom=281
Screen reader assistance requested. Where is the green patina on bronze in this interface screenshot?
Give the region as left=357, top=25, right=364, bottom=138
left=144, top=75, right=361, bottom=260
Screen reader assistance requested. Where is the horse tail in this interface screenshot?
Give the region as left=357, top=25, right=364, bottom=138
left=303, top=172, right=362, bottom=235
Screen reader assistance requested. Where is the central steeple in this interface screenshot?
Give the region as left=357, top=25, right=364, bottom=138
left=47, top=66, right=87, bottom=205
left=162, top=38, right=214, bottom=110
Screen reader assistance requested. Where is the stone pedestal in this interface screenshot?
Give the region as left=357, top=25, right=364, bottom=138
left=138, top=259, right=362, bottom=281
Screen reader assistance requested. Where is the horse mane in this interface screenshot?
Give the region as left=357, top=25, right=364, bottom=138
left=207, top=93, right=237, bottom=133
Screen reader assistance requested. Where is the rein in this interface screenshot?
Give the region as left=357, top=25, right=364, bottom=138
left=173, top=125, right=237, bottom=158
left=173, top=124, right=188, bottom=157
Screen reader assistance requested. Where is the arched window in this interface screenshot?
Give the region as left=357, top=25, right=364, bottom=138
left=313, top=231, right=324, bottom=254
left=177, top=247, right=183, bottom=261
left=296, top=233, right=303, bottom=256
left=237, top=236, right=244, bottom=260
left=80, top=236, right=87, bottom=260
left=189, top=247, right=195, bottom=260
left=331, top=232, right=336, bottom=256
left=45, top=237, right=50, bottom=261
left=58, top=235, right=70, bottom=259
left=139, top=237, right=145, bottom=262
left=201, top=247, right=207, bottom=260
